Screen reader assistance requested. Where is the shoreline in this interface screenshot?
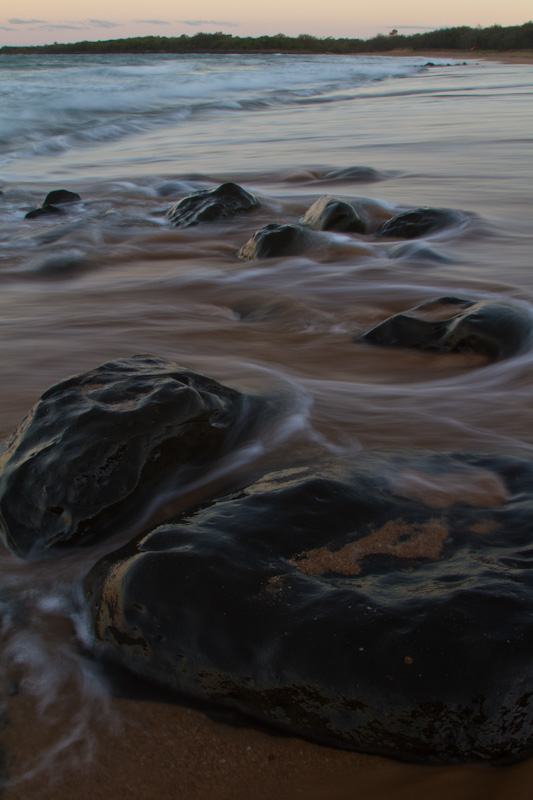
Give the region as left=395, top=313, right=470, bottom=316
left=372, top=48, right=533, bottom=64
left=1, top=47, right=532, bottom=64
left=1, top=50, right=533, bottom=800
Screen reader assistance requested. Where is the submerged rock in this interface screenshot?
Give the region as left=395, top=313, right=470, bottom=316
left=25, top=205, right=63, bottom=220
left=0, top=355, right=258, bottom=558
left=85, top=450, right=533, bottom=764
left=323, top=166, right=383, bottom=182
left=237, top=223, right=312, bottom=260
left=300, top=195, right=365, bottom=233
left=388, top=241, right=453, bottom=264
left=360, top=296, right=532, bottom=360
left=168, top=182, right=260, bottom=227
left=378, top=207, right=463, bottom=238
left=25, top=189, right=81, bottom=219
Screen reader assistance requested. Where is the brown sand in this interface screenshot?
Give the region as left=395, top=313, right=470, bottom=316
left=3, top=689, right=533, bottom=800
left=290, top=517, right=449, bottom=576
left=2, top=48, right=532, bottom=800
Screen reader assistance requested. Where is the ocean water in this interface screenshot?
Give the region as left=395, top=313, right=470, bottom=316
left=1, top=52, right=533, bottom=796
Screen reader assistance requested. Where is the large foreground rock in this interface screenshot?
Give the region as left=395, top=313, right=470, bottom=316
left=360, top=296, right=532, bottom=360
left=0, top=355, right=259, bottom=558
left=85, top=450, right=533, bottom=764
left=168, top=183, right=260, bottom=227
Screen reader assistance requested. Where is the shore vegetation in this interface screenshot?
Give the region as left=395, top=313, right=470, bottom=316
left=1, top=21, right=532, bottom=55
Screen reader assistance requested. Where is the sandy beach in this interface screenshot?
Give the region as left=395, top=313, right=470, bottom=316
left=2, top=696, right=533, bottom=800
left=375, top=48, right=533, bottom=64
left=3, top=691, right=533, bottom=800
left=1, top=49, right=533, bottom=800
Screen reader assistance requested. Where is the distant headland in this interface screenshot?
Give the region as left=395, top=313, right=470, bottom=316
left=1, top=21, right=532, bottom=55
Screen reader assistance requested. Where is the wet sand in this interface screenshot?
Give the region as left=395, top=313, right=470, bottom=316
left=1, top=51, right=533, bottom=799
left=3, top=690, right=533, bottom=800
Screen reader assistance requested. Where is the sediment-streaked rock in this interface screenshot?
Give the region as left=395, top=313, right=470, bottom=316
left=300, top=195, right=365, bottom=233
left=237, top=223, right=313, bottom=260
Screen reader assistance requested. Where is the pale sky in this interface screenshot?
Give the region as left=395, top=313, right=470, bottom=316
left=1, top=0, right=531, bottom=47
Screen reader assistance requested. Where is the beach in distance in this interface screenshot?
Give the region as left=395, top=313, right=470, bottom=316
left=380, top=48, right=533, bottom=63
left=0, top=48, right=533, bottom=799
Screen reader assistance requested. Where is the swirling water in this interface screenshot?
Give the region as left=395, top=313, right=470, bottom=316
left=0, top=52, right=533, bottom=796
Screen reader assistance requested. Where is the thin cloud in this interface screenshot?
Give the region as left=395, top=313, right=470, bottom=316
left=136, top=20, right=171, bottom=25
left=180, top=20, right=240, bottom=28
left=9, top=18, right=47, bottom=24
left=87, top=19, right=121, bottom=28
left=39, top=23, right=88, bottom=30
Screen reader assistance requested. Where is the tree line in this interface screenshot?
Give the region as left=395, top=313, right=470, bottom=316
left=1, top=22, right=532, bottom=55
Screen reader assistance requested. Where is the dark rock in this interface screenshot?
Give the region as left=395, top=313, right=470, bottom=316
left=25, top=205, right=63, bottom=220
left=300, top=195, right=365, bottom=233
left=84, top=450, right=533, bottom=764
left=378, top=207, right=463, bottom=238
left=42, top=190, right=81, bottom=207
left=237, top=223, right=312, bottom=260
left=25, top=190, right=81, bottom=220
left=360, top=296, right=532, bottom=360
left=0, top=355, right=259, bottom=558
left=168, top=182, right=260, bottom=228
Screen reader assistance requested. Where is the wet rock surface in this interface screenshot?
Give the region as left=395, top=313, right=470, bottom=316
left=25, top=205, right=64, bottom=219
left=0, top=355, right=258, bottom=558
left=85, top=450, right=533, bottom=765
left=237, top=223, right=313, bottom=260
left=378, top=207, right=463, bottom=238
left=42, top=190, right=82, bottom=207
left=361, top=296, right=532, bottom=360
left=24, top=189, right=81, bottom=219
left=168, top=182, right=260, bottom=227
left=300, top=195, right=365, bottom=233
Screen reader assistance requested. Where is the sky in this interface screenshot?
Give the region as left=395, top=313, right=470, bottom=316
left=0, top=0, right=531, bottom=47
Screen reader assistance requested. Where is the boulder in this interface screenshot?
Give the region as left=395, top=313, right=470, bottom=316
left=41, top=190, right=81, bottom=207
left=85, top=450, right=533, bottom=764
left=378, top=207, right=463, bottom=238
left=300, top=195, right=365, bottom=233
left=0, top=355, right=259, bottom=558
left=168, top=182, right=260, bottom=227
left=237, top=223, right=312, bottom=260
left=360, top=296, right=532, bottom=360
left=25, top=189, right=81, bottom=220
